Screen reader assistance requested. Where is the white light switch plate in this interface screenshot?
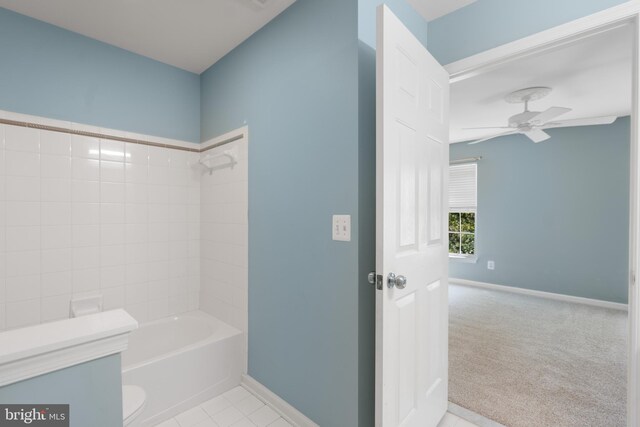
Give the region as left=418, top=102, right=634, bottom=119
left=332, top=215, right=351, bottom=242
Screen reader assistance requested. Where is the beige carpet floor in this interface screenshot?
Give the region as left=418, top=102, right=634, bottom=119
left=449, top=284, right=627, bottom=427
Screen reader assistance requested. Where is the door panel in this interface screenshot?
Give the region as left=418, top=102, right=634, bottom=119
left=399, top=125, right=418, bottom=249
left=397, top=293, right=417, bottom=423
left=428, top=141, right=444, bottom=245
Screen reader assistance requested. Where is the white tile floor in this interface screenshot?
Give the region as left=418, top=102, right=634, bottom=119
left=154, top=386, right=291, bottom=427
left=156, top=385, right=479, bottom=427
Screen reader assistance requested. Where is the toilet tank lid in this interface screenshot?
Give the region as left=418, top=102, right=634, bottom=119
left=122, top=385, right=146, bottom=420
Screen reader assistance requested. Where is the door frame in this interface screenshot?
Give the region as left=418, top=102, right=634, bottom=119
left=441, top=2, right=640, bottom=425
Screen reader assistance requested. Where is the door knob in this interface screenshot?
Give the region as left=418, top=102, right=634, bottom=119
left=387, top=273, right=407, bottom=289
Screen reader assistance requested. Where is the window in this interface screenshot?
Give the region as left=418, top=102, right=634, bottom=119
left=449, top=163, right=477, bottom=256
left=449, top=212, right=475, bottom=255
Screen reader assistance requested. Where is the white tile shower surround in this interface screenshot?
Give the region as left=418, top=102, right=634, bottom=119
left=0, top=121, right=201, bottom=331
left=157, top=385, right=478, bottom=427
left=199, top=139, right=248, bottom=369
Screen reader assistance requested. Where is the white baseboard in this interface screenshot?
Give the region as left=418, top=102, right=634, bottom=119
left=241, top=374, right=319, bottom=427
left=450, top=278, right=628, bottom=311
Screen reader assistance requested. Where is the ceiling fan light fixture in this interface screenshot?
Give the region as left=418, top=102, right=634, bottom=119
left=505, top=86, right=552, bottom=104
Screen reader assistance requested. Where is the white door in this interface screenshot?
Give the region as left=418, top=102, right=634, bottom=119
left=375, top=5, right=450, bottom=427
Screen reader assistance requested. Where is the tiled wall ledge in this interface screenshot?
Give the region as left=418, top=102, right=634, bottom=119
left=0, top=309, right=137, bottom=387
left=0, top=109, right=201, bottom=152
left=0, top=110, right=201, bottom=152
left=0, top=110, right=242, bottom=153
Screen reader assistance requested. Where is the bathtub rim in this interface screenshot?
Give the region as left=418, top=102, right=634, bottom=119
left=121, top=310, right=241, bottom=372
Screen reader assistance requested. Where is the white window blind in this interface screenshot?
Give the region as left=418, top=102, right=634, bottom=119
left=449, top=163, right=477, bottom=212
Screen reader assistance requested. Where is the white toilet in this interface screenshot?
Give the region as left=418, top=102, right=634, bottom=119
left=123, top=385, right=146, bottom=427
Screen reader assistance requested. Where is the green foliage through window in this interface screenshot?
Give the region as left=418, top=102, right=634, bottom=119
left=449, top=212, right=475, bottom=255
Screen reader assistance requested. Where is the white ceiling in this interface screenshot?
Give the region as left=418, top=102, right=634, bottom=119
left=0, top=0, right=296, bottom=74
left=450, top=24, right=633, bottom=143
left=407, top=0, right=476, bottom=22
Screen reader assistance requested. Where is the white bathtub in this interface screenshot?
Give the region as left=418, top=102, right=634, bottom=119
left=122, top=311, right=243, bottom=426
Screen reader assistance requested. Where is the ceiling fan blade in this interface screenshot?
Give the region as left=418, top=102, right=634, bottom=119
left=543, top=115, right=618, bottom=129
left=468, top=130, right=519, bottom=145
left=529, top=107, right=572, bottom=125
left=525, top=129, right=550, bottom=143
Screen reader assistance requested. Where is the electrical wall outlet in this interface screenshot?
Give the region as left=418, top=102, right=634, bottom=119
left=332, top=215, right=351, bottom=241
left=487, top=260, right=495, bottom=270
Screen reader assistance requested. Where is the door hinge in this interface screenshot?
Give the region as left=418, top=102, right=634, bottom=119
left=632, top=271, right=637, bottom=286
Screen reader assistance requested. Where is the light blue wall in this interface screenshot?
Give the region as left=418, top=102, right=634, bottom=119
left=0, top=7, right=200, bottom=142
left=450, top=118, right=630, bottom=303
left=201, top=1, right=364, bottom=425
left=0, top=355, right=122, bottom=427
left=428, top=0, right=630, bottom=65
left=200, top=1, right=428, bottom=425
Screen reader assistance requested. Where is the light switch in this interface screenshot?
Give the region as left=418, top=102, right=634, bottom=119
left=332, top=215, right=351, bottom=242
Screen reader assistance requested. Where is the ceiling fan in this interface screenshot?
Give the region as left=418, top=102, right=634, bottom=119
left=466, top=87, right=618, bottom=145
